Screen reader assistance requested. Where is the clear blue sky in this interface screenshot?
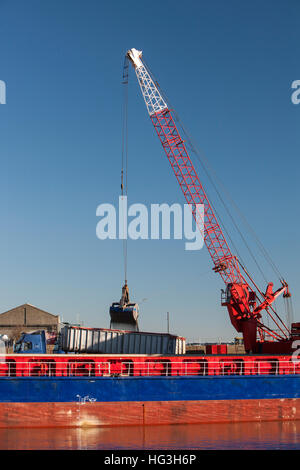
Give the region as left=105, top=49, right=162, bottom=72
left=0, top=0, right=299, bottom=342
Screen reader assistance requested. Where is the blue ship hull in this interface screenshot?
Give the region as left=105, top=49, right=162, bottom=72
left=0, top=375, right=299, bottom=428
left=0, top=375, right=299, bottom=403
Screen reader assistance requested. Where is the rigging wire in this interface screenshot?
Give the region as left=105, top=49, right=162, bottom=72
left=284, top=296, right=294, bottom=330
left=141, top=60, right=250, bottom=276
left=143, top=58, right=270, bottom=302
left=143, top=58, right=284, bottom=285
left=170, top=106, right=269, bottom=284
left=178, top=116, right=290, bottom=334
left=142, top=58, right=291, bottom=337
left=141, top=61, right=272, bottom=336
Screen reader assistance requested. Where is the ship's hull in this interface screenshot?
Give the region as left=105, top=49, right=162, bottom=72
left=0, top=375, right=299, bottom=428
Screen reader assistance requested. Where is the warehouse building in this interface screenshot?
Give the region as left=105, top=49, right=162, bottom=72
left=0, top=303, right=60, bottom=340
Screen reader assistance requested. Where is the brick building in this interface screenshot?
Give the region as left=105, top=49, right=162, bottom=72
left=0, top=303, right=60, bottom=340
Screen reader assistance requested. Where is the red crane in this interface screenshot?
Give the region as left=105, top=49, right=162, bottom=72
left=127, top=48, right=296, bottom=353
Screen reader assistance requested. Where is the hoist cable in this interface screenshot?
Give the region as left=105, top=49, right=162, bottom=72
left=121, top=56, right=129, bottom=283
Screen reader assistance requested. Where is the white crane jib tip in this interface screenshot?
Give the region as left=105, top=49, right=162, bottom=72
left=127, top=48, right=143, bottom=68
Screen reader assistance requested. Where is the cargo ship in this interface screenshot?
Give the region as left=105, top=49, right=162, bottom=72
left=0, top=324, right=299, bottom=428
left=0, top=347, right=299, bottom=428
left=0, top=48, right=299, bottom=428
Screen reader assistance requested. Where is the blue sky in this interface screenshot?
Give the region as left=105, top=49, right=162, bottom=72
left=0, top=0, right=299, bottom=342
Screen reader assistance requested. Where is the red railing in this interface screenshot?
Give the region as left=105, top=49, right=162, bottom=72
left=0, top=359, right=299, bottom=377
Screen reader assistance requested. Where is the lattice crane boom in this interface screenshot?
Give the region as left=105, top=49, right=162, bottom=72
left=127, top=48, right=291, bottom=353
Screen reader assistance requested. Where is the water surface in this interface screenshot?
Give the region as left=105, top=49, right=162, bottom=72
left=0, top=421, right=299, bottom=450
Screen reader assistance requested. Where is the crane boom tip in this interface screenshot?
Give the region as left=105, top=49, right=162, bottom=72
left=127, top=48, right=143, bottom=68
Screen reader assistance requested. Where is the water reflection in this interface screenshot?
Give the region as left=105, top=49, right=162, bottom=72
left=0, top=421, right=299, bottom=450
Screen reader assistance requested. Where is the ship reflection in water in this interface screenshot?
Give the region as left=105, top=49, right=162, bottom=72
left=0, top=421, right=300, bottom=450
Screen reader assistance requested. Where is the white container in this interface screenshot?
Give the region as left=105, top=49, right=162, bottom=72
left=60, top=325, right=185, bottom=355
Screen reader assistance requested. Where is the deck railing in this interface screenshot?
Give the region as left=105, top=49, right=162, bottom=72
left=0, top=360, right=299, bottom=377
